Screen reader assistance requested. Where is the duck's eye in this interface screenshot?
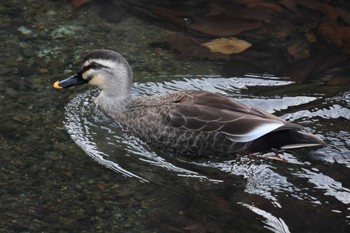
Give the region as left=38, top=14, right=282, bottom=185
left=90, top=62, right=100, bottom=69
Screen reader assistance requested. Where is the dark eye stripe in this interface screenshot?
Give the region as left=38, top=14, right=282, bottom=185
left=79, top=62, right=109, bottom=81
left=84, top=62, right=108, bottom=71
left=90, top=62, right=109, bottom=69
left=78, top=62, right=109, bottom=81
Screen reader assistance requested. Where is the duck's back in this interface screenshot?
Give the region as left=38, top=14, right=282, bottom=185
left=115, top=91, right=242, bottom=157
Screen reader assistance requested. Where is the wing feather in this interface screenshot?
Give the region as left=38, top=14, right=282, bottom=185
left=163, top=91, right=301, bottom=142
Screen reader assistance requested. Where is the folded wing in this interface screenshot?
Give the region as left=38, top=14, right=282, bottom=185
left=164, top=91, right=301, bottom=143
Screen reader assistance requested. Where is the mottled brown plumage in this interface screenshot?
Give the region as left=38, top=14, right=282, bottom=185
left=54, top=50, right=325, bottom=158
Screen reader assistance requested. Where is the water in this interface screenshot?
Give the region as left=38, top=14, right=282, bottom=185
left=1, top=0, right=350, bottom=232
left=65, top=75, right=350, bottom=232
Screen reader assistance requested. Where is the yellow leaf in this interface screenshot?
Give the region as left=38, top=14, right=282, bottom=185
left=202, top=37, right=252, bottom=55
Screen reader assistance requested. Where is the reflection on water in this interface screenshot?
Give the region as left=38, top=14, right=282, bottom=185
left=240, top=203, right=291, bottom=233
left=65, top=75, right=350, bottom=231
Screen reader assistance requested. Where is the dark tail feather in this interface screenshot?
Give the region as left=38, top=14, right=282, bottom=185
left=248, top=130, right=325, bottom=152
left=280, top=131, right=325, bottom=149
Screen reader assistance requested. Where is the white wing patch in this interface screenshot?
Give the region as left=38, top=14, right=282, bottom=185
left=225, top=122, right=284, bottom=142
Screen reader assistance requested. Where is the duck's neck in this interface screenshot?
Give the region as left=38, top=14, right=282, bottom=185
left=95, top=90, right=132, bottom=117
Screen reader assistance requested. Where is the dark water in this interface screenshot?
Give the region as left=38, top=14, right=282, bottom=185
left=1, top=1, right=349, bottom=232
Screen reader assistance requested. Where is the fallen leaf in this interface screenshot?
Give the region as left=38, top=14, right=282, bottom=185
left=280, top=0, right=299, bottom=14
left=319, top=22, right=350, bottom=53
left=294, top=0, right=322, bottom=12
left=207, top=3, right=230, bottom=16
left=151, top=32, right=230, bottom=60
left=189, top=15, right=262, bottom=36
left=247, top=2, right=285, bottom=13
left=336, top=7, right=350, bottom=24
left=73, top=0, right=91, bottom=9
left=153, top=7, right=187, bottom=28
left=319, top=22, right=342, bottom=47
left=287, top=38, right=311, bottom=60
left=229, top=5, right=276, bottom=21
left=266, top=17, right=296, bottom=40
left=320, top=3, right=338, bottom=21
left=202, top=37, right=252, bottom=54
left=232, top=0, right=263, bottom=4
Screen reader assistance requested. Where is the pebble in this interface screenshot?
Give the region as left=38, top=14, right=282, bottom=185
left=50, top=25, right=82, bottom=39
left=5, top=87, right=18, bottom=97
left=17, top=26, right=32, bottom=35
left=96, top=208, right=104, bottom=214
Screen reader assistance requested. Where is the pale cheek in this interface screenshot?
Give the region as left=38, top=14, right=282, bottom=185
left=88, top=74, right=106, bottom=88
left=82, top=70, right=93, bottom=81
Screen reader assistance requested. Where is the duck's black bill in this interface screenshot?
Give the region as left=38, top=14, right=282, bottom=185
left=53, top=73, right=88, bottom=89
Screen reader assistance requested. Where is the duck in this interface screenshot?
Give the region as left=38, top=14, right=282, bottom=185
left=54, top=49, right=324, bottom=158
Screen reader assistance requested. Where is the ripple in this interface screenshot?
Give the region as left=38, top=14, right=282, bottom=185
left=64, top=75, right=350, bottom=228
left=240, top=203, right=291, bottom=233
left=283, top=104, right=350, bottom=121
left=294, top=168, right=350, bottom=204
left=133, top=75, right=294, bottom=96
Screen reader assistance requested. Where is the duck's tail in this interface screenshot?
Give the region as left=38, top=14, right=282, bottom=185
left=248, top=130, right=325, bottom=152
left=280, top=131, right=325, bottom=149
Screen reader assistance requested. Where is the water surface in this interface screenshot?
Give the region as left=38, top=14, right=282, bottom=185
left=1, top=1, right=349, bottom=232
left=65, top=75, right=350, bottom=232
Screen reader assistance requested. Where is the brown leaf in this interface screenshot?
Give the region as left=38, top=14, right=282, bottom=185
left=207, top=3, right=230, bottom=16
left=232, top=0, right=264, bottom=4
left=153, top=7, right=187, bottom=28
left=154, top=32, right=198, bottom=53
left=202, top=37, right=252, bottom=55
left=209, top=2, right=279, bottom=21
left=247, top=2, right=285, bottom=13
left=287, top=38, right=311, bottom=60
left=280, top=0, right=299, bottom=14
left=320, top=3, right=338, bottom=21
left=293, top=1, right=339, bottom=21
left=267, top=18, right=295, bottom=40
left=73, top=0, right=91, bottom=9
left=319, top=22, right=350, bottom=53
left=189, top=15, right=262, bottom=36
left=294, top=0, right=322, bottom=12
left=319, top=22, right=342, bottom=47
left=152, top=32, right=230, bottom=60
left=336, top=7, right=350, bottom=24
left=229, top=5, right=276, bottom=21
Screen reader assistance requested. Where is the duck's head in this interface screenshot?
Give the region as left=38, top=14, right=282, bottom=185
left=54, top=50, right=133, bottom=96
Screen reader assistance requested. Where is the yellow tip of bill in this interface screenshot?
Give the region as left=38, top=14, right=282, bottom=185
left=53, top=81, right=63, bottom=89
